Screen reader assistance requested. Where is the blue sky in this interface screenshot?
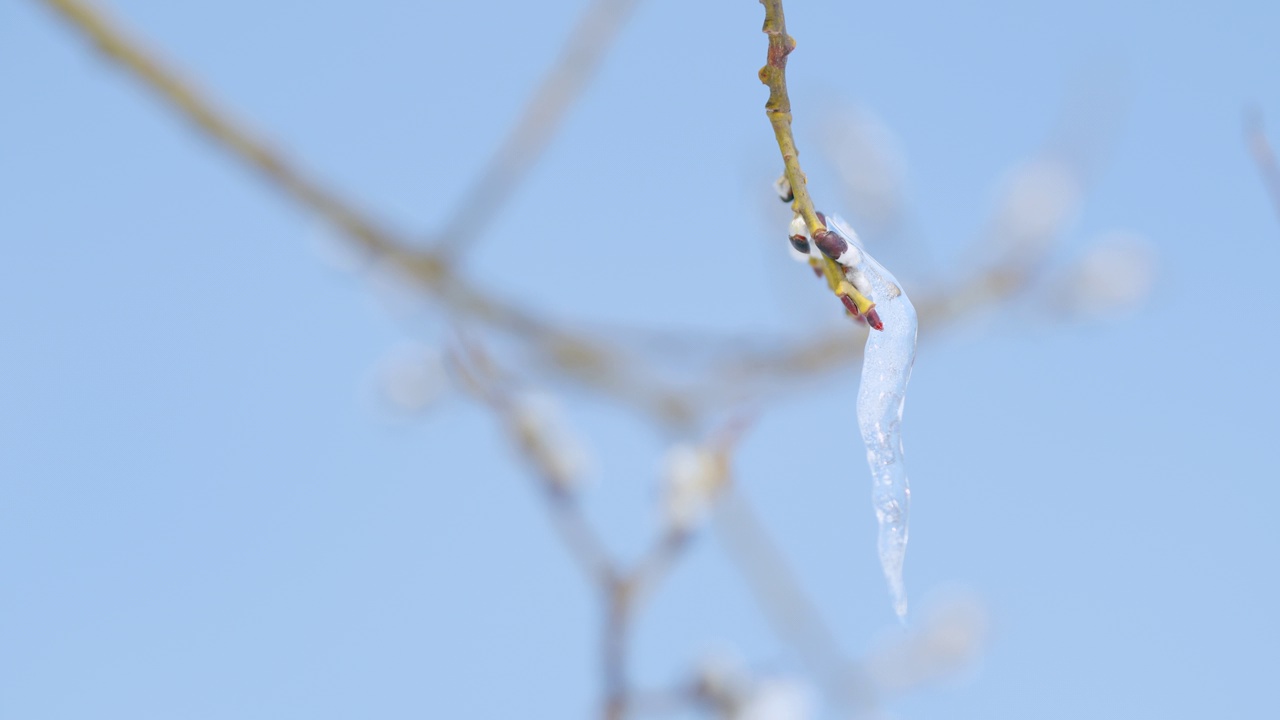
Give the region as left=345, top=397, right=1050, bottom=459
left=2, top=1, right=1277, bottom=718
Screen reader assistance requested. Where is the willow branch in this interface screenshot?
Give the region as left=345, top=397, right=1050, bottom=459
left=758, top=0, right=874, bottom=316
left=758, top=0, right=816, bottom=237
left=437, top=0, right=643, bottom=256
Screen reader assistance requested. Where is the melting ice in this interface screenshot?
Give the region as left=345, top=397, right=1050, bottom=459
left=828, top=217, right=918, bottom=620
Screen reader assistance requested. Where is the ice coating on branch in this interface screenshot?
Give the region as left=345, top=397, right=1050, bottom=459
left=828, top=216, right=918, bottom=620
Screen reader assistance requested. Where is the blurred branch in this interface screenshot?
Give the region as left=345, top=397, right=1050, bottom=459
left=714, top=490, right=855, bottom=703
left=32, top=0, right=679, bottom=419
left=452, top=338, right=752, bottom=720
left=32, top=1, right=1132, bottom=716
left=35, top=0, right=1082, bottom=432
left=603, top=579, right=630, bottom=720
left=451, top=342, right=630, bottom=720
left=436, top=0, right=644, bottom=256
left=1246, top=108, right=1280, bottom=224
left=634, top=418, right=749, bottom=599
left=36, top=0, right=413, bottom=261
left=449, top=340, right=616, bottom=587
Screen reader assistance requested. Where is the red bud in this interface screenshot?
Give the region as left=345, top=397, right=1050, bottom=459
left=865, top=307, right=884, bottom=331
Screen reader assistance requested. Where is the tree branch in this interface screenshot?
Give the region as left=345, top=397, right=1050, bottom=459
left=714, top=490, right=855, bottom=702
left=436, top=0, right=644, bottom=256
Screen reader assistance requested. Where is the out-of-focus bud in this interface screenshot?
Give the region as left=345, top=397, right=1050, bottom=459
left=378, top=343, right=448, bottom=412
left=694, top=654, right=811, bottom=720
left=865, top=589, right=988, bottom=695
left=695, top=652, right=748, bottom=711
left=512, top=392, right=590, bottom=491
left=1054, top=231, right=1156, bottom=318
left=993, top=158, right=1081, bottom=255
left=736, top=678, right=814, bottom=720
left=774, top=175, right=794, bottom=203
left=661, top=444, right=728, bottom=532
left=824, top=108, right=907, bottom=233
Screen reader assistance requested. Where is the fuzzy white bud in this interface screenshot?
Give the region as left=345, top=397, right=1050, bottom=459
left=661, top=444, right=726, bottom=532
left=866, top=590, right=988, bottom=695
left=995, top=159, right=1081, bottom=253
left=378, top=343, right=448, bottom=412
left=736, top=678, right=814, bottom=720
left=512, top=392, right=590, bottom=491
left=1059, top=231, right=1156, bottom=317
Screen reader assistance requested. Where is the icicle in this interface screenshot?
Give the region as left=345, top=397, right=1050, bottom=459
left=828, top=216, right=918, bottom=620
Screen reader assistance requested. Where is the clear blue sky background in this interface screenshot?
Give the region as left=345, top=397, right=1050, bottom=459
left=2, top=1, right=1277, bottom=718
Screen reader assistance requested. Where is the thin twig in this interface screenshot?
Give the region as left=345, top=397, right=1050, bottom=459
left=603, top=579, right=631, bottom=720
left=627, top=530, right=691, bottom=610
left=436, top=0, right=644, bottom=256
left=758, top=0, right=819, bottom=239
left=545, top=487, right=617, bottom=588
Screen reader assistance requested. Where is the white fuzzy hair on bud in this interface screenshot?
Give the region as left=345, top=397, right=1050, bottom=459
left=788, top=214, right=807, bottom=239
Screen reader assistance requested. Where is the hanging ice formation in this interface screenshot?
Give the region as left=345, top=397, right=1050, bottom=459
left=794, top=214, right=919, bottom=620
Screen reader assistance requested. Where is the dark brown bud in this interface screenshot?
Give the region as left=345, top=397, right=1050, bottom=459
left=813, top=229, right=847, bottom=260
left=789, top=234, right=810, bottom=253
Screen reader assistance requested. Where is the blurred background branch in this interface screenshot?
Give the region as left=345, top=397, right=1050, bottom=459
left=1246, top=108, right=1280, bottom=224
left=20, top=0, right=1180, bottom=718
left=32, top=0, right=1110, bottom=434
left=434, top=0, right=644, bottom=257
